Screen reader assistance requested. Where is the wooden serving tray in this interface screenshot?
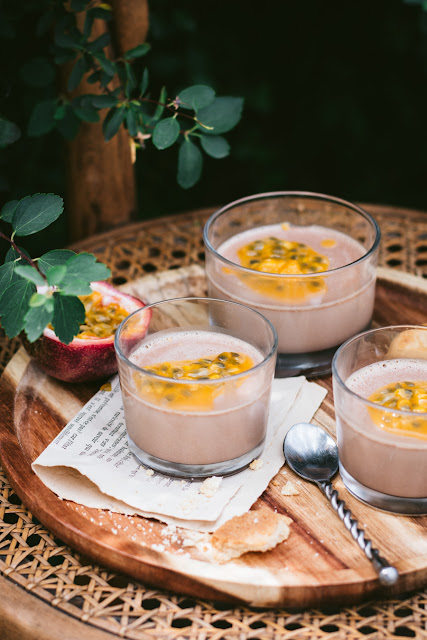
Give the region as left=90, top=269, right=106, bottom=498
left=1, top=265, right=427, bottom=609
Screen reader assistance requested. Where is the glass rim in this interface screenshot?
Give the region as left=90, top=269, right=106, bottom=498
left=114, top=296, right=279, bottom=384
left=203, top=190, right=381, bottom=279
left=332, top=324, right=427, bottom=417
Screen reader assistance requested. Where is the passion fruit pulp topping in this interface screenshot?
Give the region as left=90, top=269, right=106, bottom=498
left=368, top=380, right=427, bottom=438
left=236, top=236, right=330, bottom=301
left=78, top=291, right=129, bottom=339
left=136, top=351, right=253, bottom=410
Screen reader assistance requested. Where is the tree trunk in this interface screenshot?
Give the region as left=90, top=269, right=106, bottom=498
left=62, top=1, right=149, bottom=243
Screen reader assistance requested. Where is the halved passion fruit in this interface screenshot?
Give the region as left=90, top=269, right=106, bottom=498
left=24, top=281, right=146, bottom=383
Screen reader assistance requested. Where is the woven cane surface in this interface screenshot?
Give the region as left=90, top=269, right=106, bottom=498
left=1, top=203, right=427, bottom=639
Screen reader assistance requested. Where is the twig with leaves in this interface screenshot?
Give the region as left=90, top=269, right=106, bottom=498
left=20, top=0, right=244, bottom=189
left=0, top=194, right=110, bottom=344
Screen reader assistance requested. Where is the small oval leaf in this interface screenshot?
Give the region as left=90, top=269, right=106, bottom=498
left=200, top=135, right=230, bottom=159
left=197, top=97, right=244, bottom=135
left=152, top=117, right=180, bottom=150
left=15, top=265, right=46, bottom=287
left=177, top=139, right=203, bottom=189
left=178, top=85, right=216, bottom=111
left=12, top=194, right=64, bottom=237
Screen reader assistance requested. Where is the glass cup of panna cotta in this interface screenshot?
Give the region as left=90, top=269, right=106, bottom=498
left=332, top=325, right=427, bottom=515
left=114, top=297, right=278, bottom=478
left=203, top=191, right=381, bottom=377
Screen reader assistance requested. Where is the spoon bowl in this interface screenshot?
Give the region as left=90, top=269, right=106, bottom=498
left=283, top=422, right=338, bottom=482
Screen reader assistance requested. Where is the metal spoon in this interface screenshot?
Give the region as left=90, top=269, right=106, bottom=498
left=283, top=422, right=399, bottom=586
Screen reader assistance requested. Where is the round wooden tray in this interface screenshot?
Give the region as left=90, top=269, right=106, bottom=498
left=1, top=265, right=427, bottom=610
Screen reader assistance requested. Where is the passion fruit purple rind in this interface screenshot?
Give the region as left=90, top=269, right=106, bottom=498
left=23, top=281, right=146, bottom=383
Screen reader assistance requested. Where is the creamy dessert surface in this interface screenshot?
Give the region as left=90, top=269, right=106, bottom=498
left=218, top=223, right=365, bottom=275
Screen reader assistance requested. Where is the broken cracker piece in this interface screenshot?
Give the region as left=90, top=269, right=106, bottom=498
left=387, top=328, right=427, bottom=359
left=211, top=510, right=292, bottom=563
left=281, top=481, right=300, bottom=496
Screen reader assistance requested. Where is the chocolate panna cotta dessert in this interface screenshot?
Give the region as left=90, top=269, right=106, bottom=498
left=207, top=223, right=375, bottom=354
left=338, top=358, right=427, bottom=499
left=115, top=298, right=278, bottom=477
left=121, top=331, right=269, bottom=467
left=204, top=192, right=380, bottom=377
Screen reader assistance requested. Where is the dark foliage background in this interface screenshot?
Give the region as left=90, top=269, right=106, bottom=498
left=1, top=0, right=427, bottom=252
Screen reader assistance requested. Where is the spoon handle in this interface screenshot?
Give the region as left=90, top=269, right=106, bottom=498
left=317, top=480, right=399, bottom=586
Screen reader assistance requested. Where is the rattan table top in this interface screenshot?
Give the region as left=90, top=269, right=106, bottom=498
left=1, top=203, right=427, bottom=640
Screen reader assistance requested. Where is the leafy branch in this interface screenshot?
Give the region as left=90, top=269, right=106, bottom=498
left=0, top=194, right=110, bottom=344
left=23, top=0, right=244, bottom=189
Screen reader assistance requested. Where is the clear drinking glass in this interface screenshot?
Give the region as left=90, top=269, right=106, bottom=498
left=203, top=191, right=380, bottom=377
left=332, top=325, right=427, bottom=515
left=114, top=297, right=278, bottom=478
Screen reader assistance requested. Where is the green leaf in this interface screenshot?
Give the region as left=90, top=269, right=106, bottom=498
left=72, top=103, right=100, bottom=123
left=63, top=252, right=111, bottom=283
left=38, top=249, right=76, bottom=275
left=55, top=105, right=80, bottom=139
left=200, top=135, right=230, bottom=158
left=90, top=94, right=118, bottom=108
left=60, top=280, right=92, bottom=296
left=1, top=199, right=19, bottom=222
left=88, top=7, right=112, bottom=21
left=153, top=117, right=180, bottom=150
left=87, top=32, right=110, bottom=52
left=46, top=265, right=67, bottom=286
left=54, top=104, right=66, bottom=120
left=103, top=106, right=126, bottom=141
left=0, top=262, right=20, bottom=305
left=177, top=139, right=203, bottom=189
left=52, top=293, right=85, bottom=344
left=140, top=67, right=149, bottom=96
left=54, top=16, right=83, bottom=50
left=24, top=304, right=54, bottom=343
left=154, top=87, right=167, bottom=120
left=94, top=53, right=116, bottom=77
left=126, top=108, right=138, bottom=137
left=54, top=28, right=83, bottom=50
left=27, top=100, right=57, bottom=137
left=123, top=43, right=151, bottom=60
left=0, top=279, right=36, bottom=338
left=12, top=194, right=64, bottom=237
left=68, top=56, right=87, bottom=91
left=15, top=265, right=45, bottom=287
left=29, top=292, right=48, bottom=308
left=124, top=63, right=136, bottom=97
left=5, top=246, right=31, bottom=263
left=20, top=57, right=55, bottom=88
left=197, top=97, right=244, bottom=135
left=83, top=11, right=95, bottom=38
left=0, top=119, right=21, bottom=146
left=52, top=45, right=77, bottom=65
left=178, top=85, right=216, bottom=111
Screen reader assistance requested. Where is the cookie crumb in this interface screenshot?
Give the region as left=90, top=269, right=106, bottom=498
left=249, top=458, right=263, bottom=470
left=199, top=476, right=222, bottom=498
left=281, top=481, right=300, bottom=496
left=145, top=468, right=154, bottom=476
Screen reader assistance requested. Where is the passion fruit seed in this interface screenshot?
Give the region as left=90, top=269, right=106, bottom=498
left=368, top=380, right=427, bottom=438
left=236, top=236, right=330, bottom=302
left=78, top=291, right=129, bottom=339
left=135, top=352, right=253, bottom=410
